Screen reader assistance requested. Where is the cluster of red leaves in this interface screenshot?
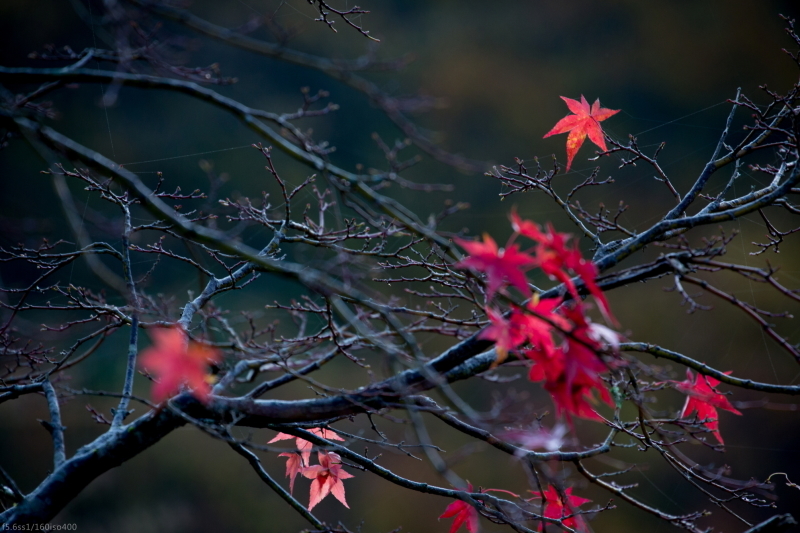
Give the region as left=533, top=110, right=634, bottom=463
left=511, top=213, right=613, bottom=322
left=139, top=326, right=221, bottom=404
left=524, top=304, right=617, bottom=422
left=270, top=429, right=354, bottom=510
left=456, top=213, right=612, bottom=320
left=672, top=369, right=742, bottom=444
left=543, top=95, right=619, bottom=172
left=457, top=214, right=618, bottom=422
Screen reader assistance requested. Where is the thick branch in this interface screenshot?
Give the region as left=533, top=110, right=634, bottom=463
left=41, top=380, right=65, bottom=469
left=743, top=514, right=797, bottom=533
left=0, top=409, right=184, bottom=525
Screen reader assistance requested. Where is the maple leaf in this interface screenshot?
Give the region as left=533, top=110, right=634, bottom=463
left=565, top=253, right=614, bottom=324
left=511, top=213, right=614, bottom=321
left=673, top=369, right=742, bottom=444
left=479, top=307, right=529, bottom=365
left=480, top=297, right=566, bottom=366
left=302, top=451, right=354, bottom=510
left=269, top=428, right=344, bottom=466
left=518, top=297, right=569, bottom=358
left=533, top=486, right=591, bottom=532
left=510, top=217, right=576, bottom=296
left=543, top=95, right=620, bottom=172
left=540, top=367, right=611, bottom=422
left=278, top=452, right=304, bottom=494
left=528, top=343, right=610, bottom=423
left=455, top=234, right=536, bottom=301
left=138, top=326, right=221, bottom=404
left=439, top=484, right=479, bottom=533
left=440, top=485, right=520, bottom=532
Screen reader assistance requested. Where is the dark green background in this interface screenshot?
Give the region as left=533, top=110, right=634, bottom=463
left=1, top=1, right=800, bottom=532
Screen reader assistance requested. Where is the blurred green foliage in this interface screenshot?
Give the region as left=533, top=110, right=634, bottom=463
left=1, top=1, right=799, bottom=532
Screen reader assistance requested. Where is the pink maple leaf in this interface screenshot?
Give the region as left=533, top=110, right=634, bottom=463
left=138, top=326, right=221, bottom=404
left=278, top=452, right=304, bottom=494
left=302, top=451, right=355, bottom=510
left=500, top=424, right=568, bottom=453
left=269, top=427, right=344, bottom=466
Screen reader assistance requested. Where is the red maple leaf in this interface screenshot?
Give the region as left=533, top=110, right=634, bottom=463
left=673, top=369, right=742, bottom=444
left=511, top=213, right=614, bottom=322
left=480, top=297, right=566, bottom=365
left=480, top=307, right=529, bottom=364
left=455, top=234, right=536, bottom=301
left=301, top=451, right=354, bottom=510
left=543, top=95, right=619, bottom=172
left=527, top=344, right=611, bottom=423
left=565, top=253, right=614, bottom=324
left=439, top=485, right=479, bottom=533
left=533, top=485, right=591, bottom=532
left=520, top=297, right=570, bottom=356
left=269, top=427, right=344, bottom=466
left=138, top=326, right=221, bottom=404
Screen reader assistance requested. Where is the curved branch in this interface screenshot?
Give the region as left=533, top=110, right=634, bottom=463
left=595, top=163, right=800, bottom=271
left=621, top=342, right=800, bottom=395
left=0, top=66, right=458, bottom=256
left=227, top=441, right=325, bottom=529
left=414, top=396, right=616, bottom=462
left=2, top=115, right=439, bottom=360
left=575, top=460, right=703, bottom=531
left=0, top=409, right=184, bottom=525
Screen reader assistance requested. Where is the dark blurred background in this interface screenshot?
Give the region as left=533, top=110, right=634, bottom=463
left=2, top=1, right=800, bottom=532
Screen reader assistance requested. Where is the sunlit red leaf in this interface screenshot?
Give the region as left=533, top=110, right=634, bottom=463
left=138, top=326, right=221, bottom=404
left=543, top=95, right=619, bottom=171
